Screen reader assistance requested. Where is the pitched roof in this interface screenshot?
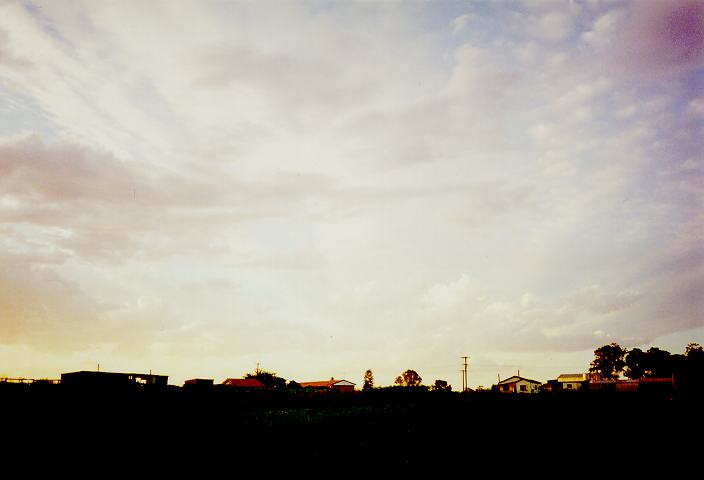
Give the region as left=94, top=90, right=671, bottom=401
left=300, top=378, right=356, bottom=388
left=331, top=379, right=356, bottom=386
left=497, top=375, right=541, bottom=385
left=300, top=380, right=334, bottom=388
left=222, top=378, right=264, bottom=388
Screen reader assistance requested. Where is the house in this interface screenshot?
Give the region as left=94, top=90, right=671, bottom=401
left=557, top=373, right=591, bottom=391
left=60, top=371, right=168, bottom=388
left=299, top=378, right=356, bottom=392
left=221, top=378, right=264, bottom=388
left=184, top=378, right=214, bottom=388
left=496, top=375, right=541, bottom=394
left=542, top=379, right=559, bottom=392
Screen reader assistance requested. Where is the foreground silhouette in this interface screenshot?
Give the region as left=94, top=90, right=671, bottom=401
left=1, top=378, right=701, bottom=473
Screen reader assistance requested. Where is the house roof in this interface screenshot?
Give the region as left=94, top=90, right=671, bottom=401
left=497, top=375, right=541, bottom=385
left=222, top=378, right=264, bottom=388
left=300, top=378, right=356, bottom=388
left=300, top=380, right=334, bottom=388
left=557, top=373, right=589, bottom=382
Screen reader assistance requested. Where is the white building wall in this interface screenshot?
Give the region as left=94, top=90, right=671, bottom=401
left=515, top=379, right=540, bottom=393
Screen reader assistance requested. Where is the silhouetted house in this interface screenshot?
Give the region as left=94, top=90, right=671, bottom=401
left=184, top=378, right=214, bottom=387
left=496, top=375, right=541, bottom=394
left=222, top=378, right=264, bottom=388
left=557, top=373, right=591, bottom=391
left=542, top=379, right=559, bottom=392
left=300, top=378, right=356, bottom=392
left=60, top=371, right=168, bottom=388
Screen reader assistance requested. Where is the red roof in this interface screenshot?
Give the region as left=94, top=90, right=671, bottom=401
left=222, top=378, right=264, bottom=388
left=300, top=380, right=336, bottom=388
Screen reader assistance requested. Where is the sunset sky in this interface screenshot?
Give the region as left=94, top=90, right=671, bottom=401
left=0, top=0, right=702, bottom=389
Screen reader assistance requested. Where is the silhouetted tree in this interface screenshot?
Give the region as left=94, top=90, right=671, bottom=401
left=431, top=379, right=451, bottom=392
left=362, top=369, right=374, bottom=391
left=642, top=347, right=672, bottom=377
left=395, top=369, right=422, bottom=387
left=245, top=368, right=287, bottom=389
left=625, top=348, right=647, bottom=379
left=681, top=343, right=704, bottom=396
left=589, top=343, right=627, bottom=380
left=624, top=343, right=702, bottom=396
left=685, top=343, right=703, bottom=358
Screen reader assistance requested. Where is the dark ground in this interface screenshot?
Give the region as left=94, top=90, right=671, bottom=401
left=2, top=384, right=701, bottom=474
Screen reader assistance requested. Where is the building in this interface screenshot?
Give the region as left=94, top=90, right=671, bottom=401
left=221, top=378, right=265, bottom=388
left=496, top=375, right=541, bottom=394
left=557, top=373, right=591, bottom=391
left=299, top=378, right=356, bottom=392
left=60, top=371, right=168, bottom=388
left=184, top=378, right=214, bottom=387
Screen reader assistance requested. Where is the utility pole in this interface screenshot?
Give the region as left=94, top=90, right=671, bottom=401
left=461, top=356, right=469, bottom=392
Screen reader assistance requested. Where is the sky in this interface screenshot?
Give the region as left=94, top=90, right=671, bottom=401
left=0, top=0, right=702, bottom=389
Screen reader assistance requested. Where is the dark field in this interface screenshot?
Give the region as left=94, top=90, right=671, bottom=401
left=3, top=384, right=701, bottom=473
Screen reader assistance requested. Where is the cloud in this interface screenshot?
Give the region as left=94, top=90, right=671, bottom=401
left=451, top=14, right=474, bottom=35
left=237, top=251, right=326, bottom=271
left=0, top=135, right=339, bottom=262
left=582, top=0, right=704, bottom=78
left=416, top=267, right=700, bottom=355
left=528, top=10, right=577, bottom=42
left=0, top=256, right=105, bottom=350
left=568, top=285, right=642, bottom=315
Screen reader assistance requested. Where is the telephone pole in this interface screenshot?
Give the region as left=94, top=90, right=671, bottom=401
left=461, top=356, right=469, bottom=392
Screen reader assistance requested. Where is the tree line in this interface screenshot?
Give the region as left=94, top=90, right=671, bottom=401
left=589, top=342, right=703, bottom=391
left=240, top=367, right=451, bottom=392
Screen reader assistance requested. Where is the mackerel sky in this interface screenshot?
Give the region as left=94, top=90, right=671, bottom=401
left=0, top=0, right=702, bottom=388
